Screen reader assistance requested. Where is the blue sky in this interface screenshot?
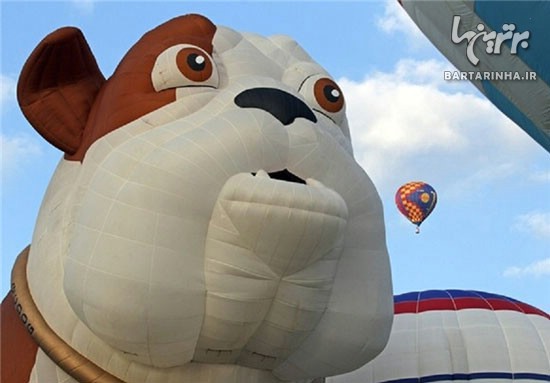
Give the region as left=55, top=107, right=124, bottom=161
left=1, top=1, right=549, bottom=314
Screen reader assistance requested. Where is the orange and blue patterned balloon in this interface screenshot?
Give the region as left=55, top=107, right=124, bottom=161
left=395, top=181, right=437, bottom=233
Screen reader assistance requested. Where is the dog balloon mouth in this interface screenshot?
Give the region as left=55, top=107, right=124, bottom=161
left=251, top=169, right=306, bottom=184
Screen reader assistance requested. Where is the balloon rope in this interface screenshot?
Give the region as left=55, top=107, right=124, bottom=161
left=10, top=246, right=124, bottom=383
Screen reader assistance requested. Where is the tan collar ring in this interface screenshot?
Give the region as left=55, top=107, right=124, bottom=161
left=10, top=247, right=123, bottom=383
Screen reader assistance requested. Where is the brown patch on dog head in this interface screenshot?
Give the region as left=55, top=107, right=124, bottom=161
left=69, top=14, right=217, bottom=161
left=17, top=14, right=216, bottom=161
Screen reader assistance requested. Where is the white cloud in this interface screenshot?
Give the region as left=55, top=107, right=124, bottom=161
left=514, top=211, right=550, bottom=239
left=377, top=0, right=420, bottom=36
left=339, top=58, right=538, bottom=197
left=1, top=74, right=17, bottom=111
left=503, top=257, right=550, bottom=278
left=71, top=0, right=94, bottom=13
left=1, top=134, right=42, bottom=177
left=529, top=170, right=550, bottom=184
left=376, top=0, right=426, bottom=47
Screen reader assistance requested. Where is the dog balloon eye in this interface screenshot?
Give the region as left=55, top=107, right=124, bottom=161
left=176, top=47, right=213, bottom=82
left=152, top=44, right=219, bottom=91
left=187, top=54, right=205, bottom=70
left=314, top=78, right=344, bottom=113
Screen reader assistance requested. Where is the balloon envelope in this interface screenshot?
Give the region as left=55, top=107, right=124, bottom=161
left=395, top=181, right=437, bottom=228
left=400, top=0, right=550, bottom=152
left=328, top=289, right=550, bottom=383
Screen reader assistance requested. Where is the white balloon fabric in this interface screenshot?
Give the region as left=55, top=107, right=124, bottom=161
left=399, top=0, right=550, bottom=152
left=327, top=289, right=550, bottom=383
left=18, top=14, right=393, bottom=383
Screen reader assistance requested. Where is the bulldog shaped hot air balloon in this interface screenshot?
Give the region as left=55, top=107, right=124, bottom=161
left=1, top=14, right=393, bottom=383
left=327, top=289, right=550, bottom=383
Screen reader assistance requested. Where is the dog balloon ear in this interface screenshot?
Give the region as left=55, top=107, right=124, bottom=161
left=17, top=27, right=106, bottom=155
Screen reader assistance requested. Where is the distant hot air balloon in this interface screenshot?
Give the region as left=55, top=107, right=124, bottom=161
left=395, top=181, right=437, bottom=233
left=327, top=289, right=550, bottom=383
left=399, top=0, right=550, bottom=152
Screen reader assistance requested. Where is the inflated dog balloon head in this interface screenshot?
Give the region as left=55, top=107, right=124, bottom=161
left=13, top=14, right=392, bottom=383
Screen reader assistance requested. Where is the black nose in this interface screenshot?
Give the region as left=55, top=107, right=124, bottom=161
left=234, top=88, right=317, bottom=126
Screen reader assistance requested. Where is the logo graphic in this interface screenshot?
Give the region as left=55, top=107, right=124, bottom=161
left=451, top=15, right=530, bottom=66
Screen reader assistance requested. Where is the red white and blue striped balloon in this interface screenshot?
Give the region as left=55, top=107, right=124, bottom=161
left=328, top=290, right=550, bottom=383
